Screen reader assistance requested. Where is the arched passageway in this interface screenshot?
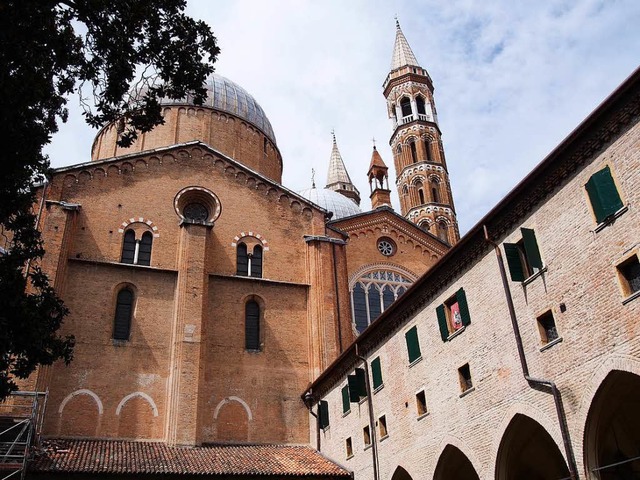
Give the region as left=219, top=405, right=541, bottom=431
left=496, top=413, right=570, bottom=480
left=433, top=444, right=480, bottom=480
left=584, top=370, right=640, bottom=479
left=390, top=466, right=412, bottom=480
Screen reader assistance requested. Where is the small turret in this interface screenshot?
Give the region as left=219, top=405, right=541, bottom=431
left=367, top=144, right=391, bottom=210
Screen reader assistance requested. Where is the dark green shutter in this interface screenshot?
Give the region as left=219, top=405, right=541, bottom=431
left=521, top=228, right=543, bottom=270
left=371, top=357, right=383, bottom=389
left=456, top=288, right=471, bottom=327
left=341, top=385, right=350, bottom=413
left=347, top=375, right=360, bottom=402
left=585, top=166, right=623, bottom=223
left=504, top=243, right=525, bottom=282
left=436, top=304, right=449, bottom=341
left=405, top=326, right=421, bottom=363
left=355, top=368, right=367, bottom=397
left=318, top=400, right=329, bottom=429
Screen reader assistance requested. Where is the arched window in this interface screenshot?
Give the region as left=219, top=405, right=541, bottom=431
left=409, top=139, right=417, bottom=163
left=251, top=245, right=263, bottom=278
left=438, top=221, right=448, bottom=242
left=415, top=180, right=425, bottom=204
left=424, top=138, right=433, bottom=162
left=402, top=185, right=409, bottom=196
left=245, top=300, right=260, bottom=350
left=121, top=230, right=136, bottom=264
left=431, top=178, right=441, bottom=203
left=350, top=270, right=414, bottom=335
left=138, top=232, right=153, bottom=266
left=400, top=97, right=412, bottom=117
left=113, top=288, right=134, bottom=340
left=416, top=96, right=426, bottom=115
left=396, top=144, right=402, bottom=156
left=121, top=229, right=153, bottom=266
left=236, top=243, right=249, bottom=276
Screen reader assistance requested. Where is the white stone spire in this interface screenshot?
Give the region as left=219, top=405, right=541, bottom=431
left=390, top=19, right=420, bottom=70
left=325, top=132, right=361, bottom=205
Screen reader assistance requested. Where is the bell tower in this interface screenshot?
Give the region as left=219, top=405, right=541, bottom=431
left=383, top=20, right=459, bottom=244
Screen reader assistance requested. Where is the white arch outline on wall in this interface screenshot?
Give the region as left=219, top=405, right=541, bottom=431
left=58, top=389, right=103, bottom=415
left=231, top=231, right=269, bottom=251
left=115, top=391, right=159, bottom=417
left=118, top=217, right=160, bottom=238
left=429, top=434, right=484, bottom=479
left=572, top=354, right=640, bottom=477
left=213, top=396, right=253, bottom=421
left=487, top=402, right=566, bottom=478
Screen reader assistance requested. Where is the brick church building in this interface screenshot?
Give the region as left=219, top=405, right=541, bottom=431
left=4, top=20, right=639, bottom=480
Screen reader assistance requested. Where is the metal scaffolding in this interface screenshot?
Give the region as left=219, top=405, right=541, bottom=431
left=0, top=391, right=47, bottom=480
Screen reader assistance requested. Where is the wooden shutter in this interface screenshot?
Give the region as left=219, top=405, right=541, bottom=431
left=504, top=243, right=525, bottom=282
left=113, top=289, right=133, bottom=340
left=456, top=288, right=471, bottom=327
left=245, top=301, right=260, bottom=350
left=347, top=373, right=363, bottom=402
left=371, top=357, right=383, bottom=389
left=585, top=166, right=623, bottom=223
left=355, top=368, right=367, bottom=397
left=405, top=326, right=421, bottom=363
left=521, top=228, right=543, bottom=270
left=318, top=400, right=329, bottom=429
left=251, top=245, right=263, bottom=278
left=236, top=243, right=248, bottom=275
left=137, top=232, right=153, bottom=266
left=121, top=230, right=136, bottom=264
left=436, top=304, right=449, bottom=341
left=341, top=385, right=350, bottom=413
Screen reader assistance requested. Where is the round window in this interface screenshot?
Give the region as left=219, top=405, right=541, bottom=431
left=377, top=238, right=395, bottom=256
left=183, top=202, right=209, bottom=222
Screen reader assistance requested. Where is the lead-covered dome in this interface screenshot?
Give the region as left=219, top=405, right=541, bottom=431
left=298, top=187, right=362, bottom=220
left=161, top=74, right=276, bottom=144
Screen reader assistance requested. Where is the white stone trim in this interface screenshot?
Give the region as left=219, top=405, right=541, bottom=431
left=58, top=389, right=103, bottom=415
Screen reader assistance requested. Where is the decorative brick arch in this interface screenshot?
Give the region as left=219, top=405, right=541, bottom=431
left=118, top=217, right=160, bottom=238
left=487, top=402, right=566, bottom=477
left=231, top=231, right=269, bottom=251
left=213, top=396, right=253, bottom=421
left=116, top=391, right=159, bottom=417
left=58, top=389, right=103, bottom=415
left=430, top=435, right=484, bottom=479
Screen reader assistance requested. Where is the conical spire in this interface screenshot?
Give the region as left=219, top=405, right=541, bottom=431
left=390, top=19, right=420, bottom=70
left=326, top=131, right=360, bottom=205
left=368, top=145, right=388, bottom=171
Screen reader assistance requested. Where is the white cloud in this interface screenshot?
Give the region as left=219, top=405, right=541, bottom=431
left=45, top=0, right=640, bottom=234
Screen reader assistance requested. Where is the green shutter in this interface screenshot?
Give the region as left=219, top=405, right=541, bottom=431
left=456, top=288, right=471, bottom=327
left=341, top=385, right=350, bottom=413
left=586, top=166, right=623, bottom=223
left=405, top=326, right=421, bottom=363
left=319, top=400, right=329, bottom=429
left=347, top=375, right=360, bottom=402
left=355, top=368, right=367, bottom=397
left=436, top=304, right=449, bottom=341
left=521, top=228, right=543, bottom=269
left=504, top=243, right=525, bottom=282
left=371, top=357, right=383, bottom=389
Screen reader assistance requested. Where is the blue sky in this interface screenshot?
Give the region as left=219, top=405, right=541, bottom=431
left=45, top=0, right=640, bottom=234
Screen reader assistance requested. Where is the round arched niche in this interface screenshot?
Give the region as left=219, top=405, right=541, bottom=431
left=174, top=186, right=221, bottom=225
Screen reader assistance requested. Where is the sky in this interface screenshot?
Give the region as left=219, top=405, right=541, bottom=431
left=45, top=0, right=640, bottom=234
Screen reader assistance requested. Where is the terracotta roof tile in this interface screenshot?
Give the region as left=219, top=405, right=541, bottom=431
left=30, top=439, right=350, bottom=477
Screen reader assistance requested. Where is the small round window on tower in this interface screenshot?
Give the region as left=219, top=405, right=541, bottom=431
left=377, top=238, right=396, bottom=257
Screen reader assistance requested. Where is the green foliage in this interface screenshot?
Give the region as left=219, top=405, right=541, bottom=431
left=0, top=0, right=219, bottom=399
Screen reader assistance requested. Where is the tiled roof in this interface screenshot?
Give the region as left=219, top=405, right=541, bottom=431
left=30, top=439, right=350, bottom=477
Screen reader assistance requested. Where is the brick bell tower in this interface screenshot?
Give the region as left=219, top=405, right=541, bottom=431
left=383, top=20, right=460, bottom=244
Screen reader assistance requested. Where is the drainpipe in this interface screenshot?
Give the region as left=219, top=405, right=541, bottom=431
left=25, top=179, right=49, bottom=277
left=483, top=225, right=578, bottom=480
left=303, top=391, right=321, bottom=451
left=355, top=344, right=379, bottom=480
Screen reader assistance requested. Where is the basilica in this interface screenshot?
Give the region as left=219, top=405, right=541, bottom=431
left=5, top=19, right=640, bottom=480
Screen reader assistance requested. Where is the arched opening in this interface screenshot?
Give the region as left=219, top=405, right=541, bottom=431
left=236, top=242, right=248, bottom=275
left=496, top=414, right=570, bottom=480
left=437, top=221, right=448, bottom=242
left=584, top=370, right=640, bottom=479
left=121, top=230, right=136, bottom=263
left=245, top=300, right=260, bottom=351
left=424, top=137, right=433, bottom=162
left=251, top=244, right=263, bottom=277
left=431, top=178, right=441, bottom=203
left=409, top=138, right=417, bottom=163
left=416, top=96, right=426, bottom=116
left=138, top=231, right=153, bottom=266
left=400, top=97, right=412, bottom=118
left=113, top=288, right=134, bottom=340
left=433, top=445, right=480, bottom=480
left=391, top=466, right=413, bottom=480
